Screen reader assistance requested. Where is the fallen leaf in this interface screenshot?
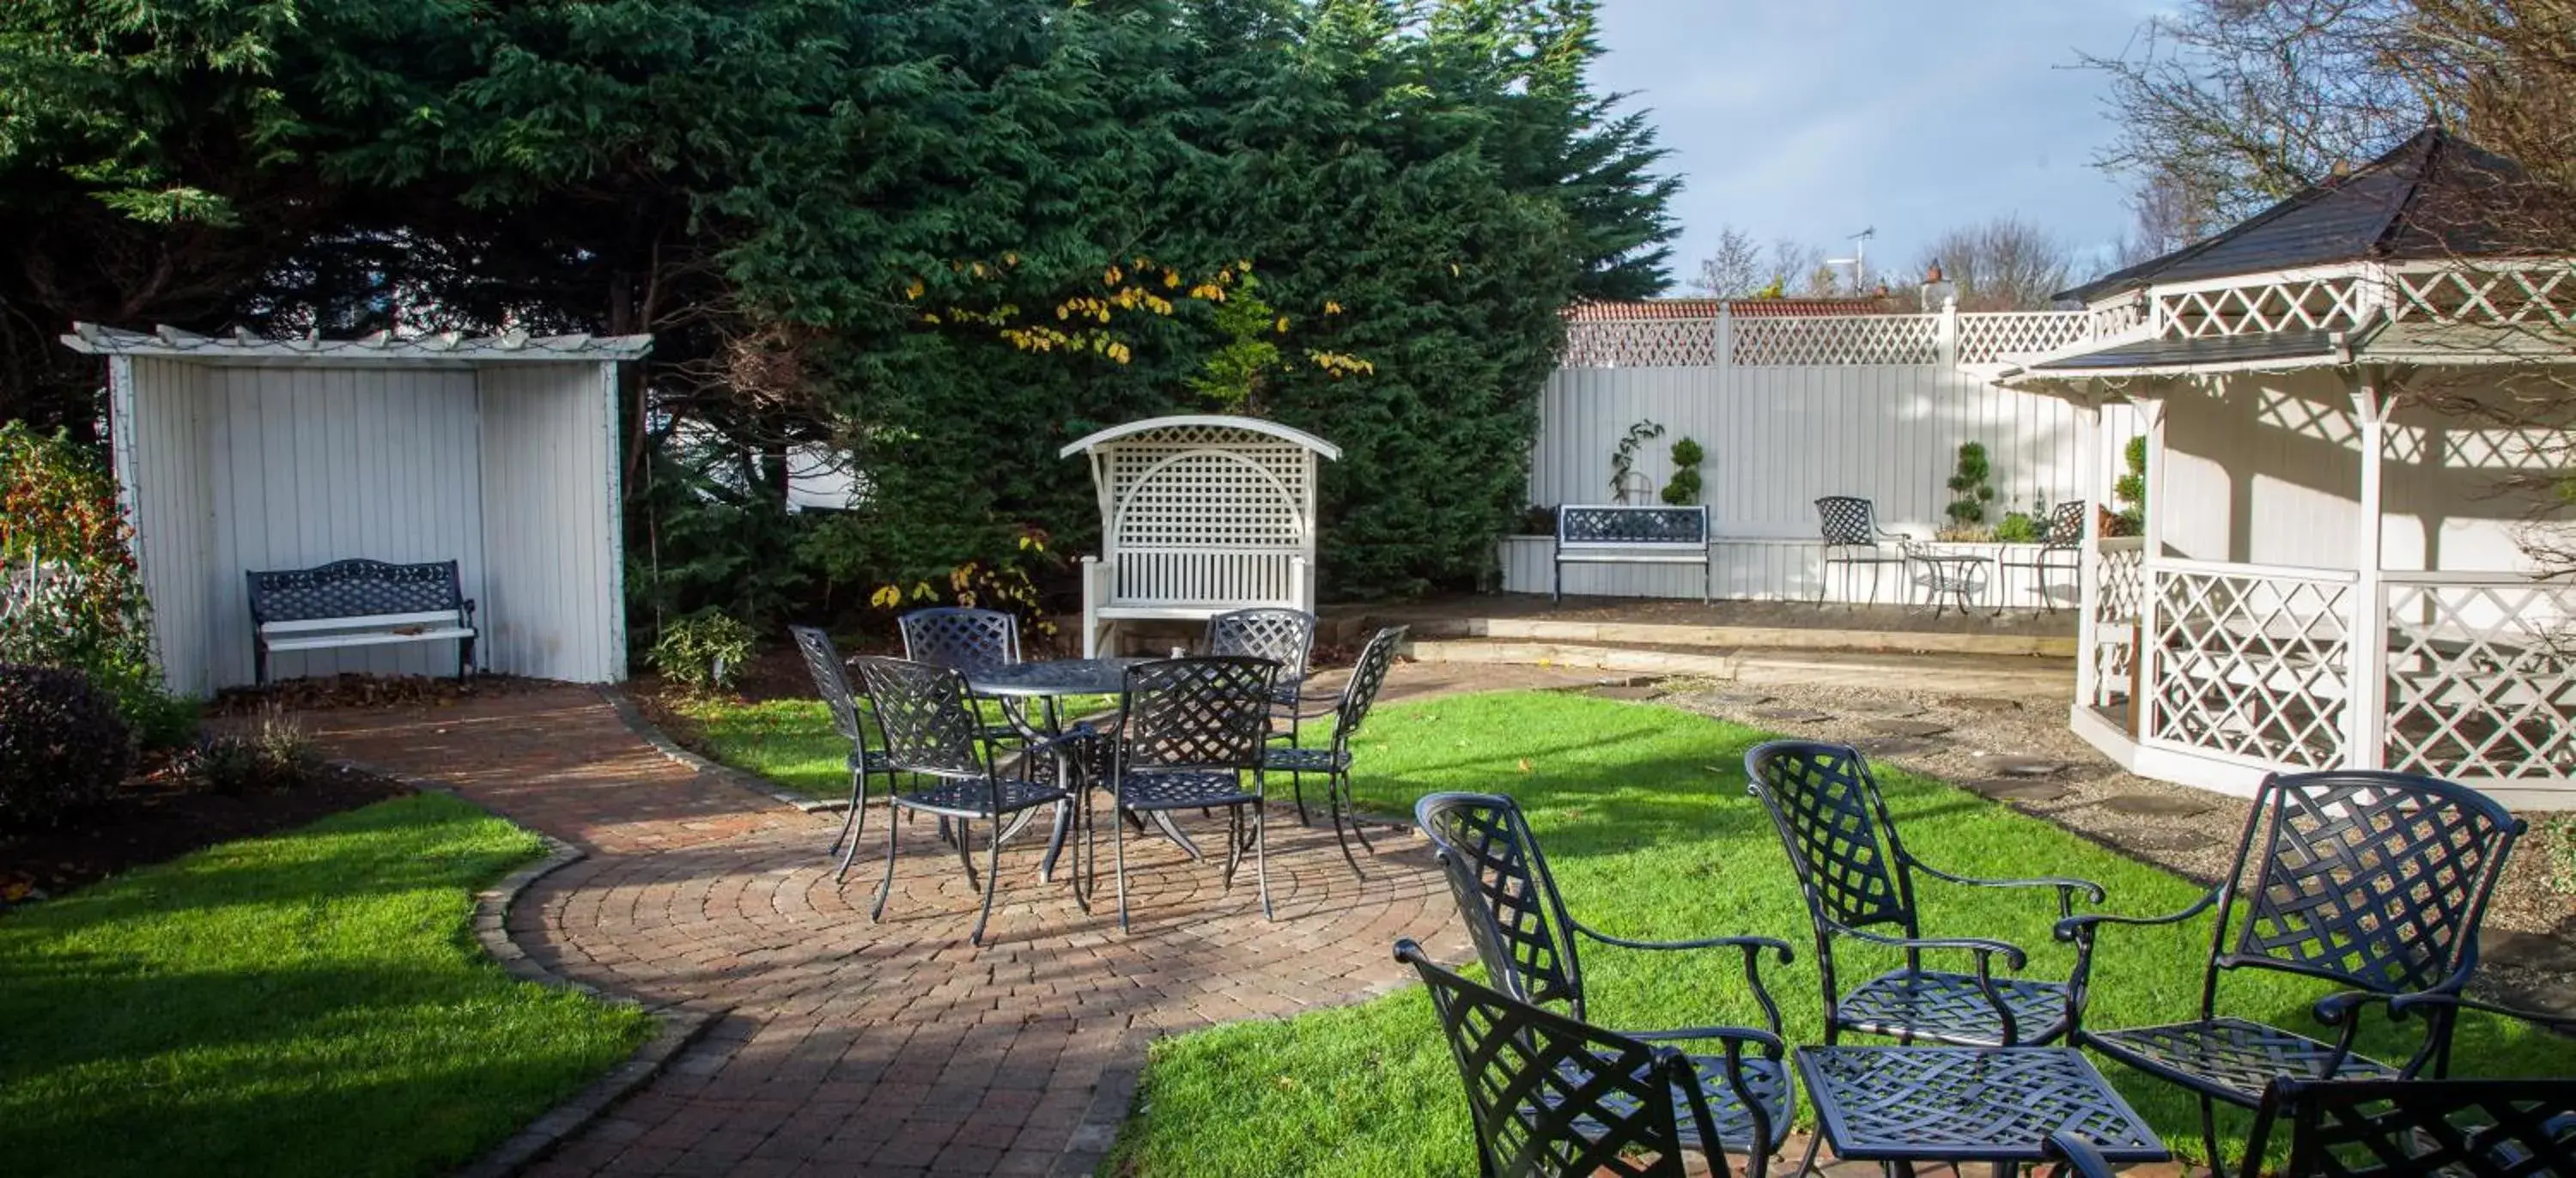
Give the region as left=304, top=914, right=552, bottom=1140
left=1516, top=758, right=1532, bottom=773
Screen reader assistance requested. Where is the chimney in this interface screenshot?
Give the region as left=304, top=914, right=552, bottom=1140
left=1920, top=262, right=1958, bottom=313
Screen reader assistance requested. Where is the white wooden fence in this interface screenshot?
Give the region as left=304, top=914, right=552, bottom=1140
left=1506, top=305, right=2137, bottom=604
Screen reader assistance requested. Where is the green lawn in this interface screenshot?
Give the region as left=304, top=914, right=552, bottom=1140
left=1102, top=690, right=2576, bottom=1176
left=0, top=792, right=653, bottom=1178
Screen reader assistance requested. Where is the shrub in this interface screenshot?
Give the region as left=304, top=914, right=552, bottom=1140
left=0, top=663, right=133, bottom=829
left=1944, top=441, right=1996, bottom=526
left=1660, top=437, right=1704, bottom=506
left=0, top=422, right=193, bottom=746
left=650, top=613, right=756, bottom=692
left=1993, top=510, right=2043, bottom=543
left=180, top=704, right=320, bottom=794
left=2113, top=434, right=2148, bottom=534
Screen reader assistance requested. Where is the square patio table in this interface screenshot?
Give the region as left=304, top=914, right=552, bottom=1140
left=1796, top=1046, right=2166, bottom=1177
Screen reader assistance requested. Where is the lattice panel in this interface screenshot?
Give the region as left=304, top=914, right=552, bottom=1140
left=2091, top=545, right=2145, bottom=709
left=2157, top=276, right=2367, bottom=338
left=1561, top=316, right=1719, bottom=367
left=1747, top=744, right=1907, bottom=930
left=2150, top=568, right=2353, bottom=768
left=2239, top=775, right=2508, bottom=993
left=2383, top=580, right=2576, bottom=780
left=2393, top=263, right=2576, bottom=329
left=1420, top=794, right=1584, bottom=1013
left=1955, top=312, right=2094, bottom=365
left=1731, top=315, right=1940, bottom=366
left=1107, top=443, right=1306, bottom=548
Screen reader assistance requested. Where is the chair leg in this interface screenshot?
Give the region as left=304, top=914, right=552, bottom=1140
left=1328, top=768, right=1365, bottom=879
left=969, top=817, right=1003, bottom=946
left=953, top=816, right=981, bottom=890
left=1254, top=798, right=1272, bottom=920
left=1791, top=1128, right=1826, bottom=1177
left=829, top=765, right=868, bottom=856
left=1114, top=805, right=1132, bottom=933
left=868, top=803, right=901, bottom=920
left=1221, top=805, right=1244, bottom=889
left=2198, top=1096, right=2223, bottom=1178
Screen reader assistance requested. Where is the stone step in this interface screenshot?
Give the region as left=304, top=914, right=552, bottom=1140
left=1391, top=614, right=2077, bottom=659
left=1400, top=637, right=2075, bottom=696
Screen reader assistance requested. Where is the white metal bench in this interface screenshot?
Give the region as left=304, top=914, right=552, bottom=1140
left=1552, top=505, right=1712, bottom=604
left=246, top=558, right=477, bottom=684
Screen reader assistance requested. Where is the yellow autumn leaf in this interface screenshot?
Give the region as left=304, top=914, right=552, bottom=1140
left=905, top=279, right=925, bottom=300
left=1164, top=270, right=1181, bottom=288
left=1324, top=301, right=1343, bottom=315
left=912, top=581, right=936, bottom=601
left=1003, top=252, right=1019, bottom=265
left=1274, top=316, right=1289, bottom=333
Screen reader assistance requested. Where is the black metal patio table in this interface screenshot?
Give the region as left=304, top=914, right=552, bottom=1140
left=1796, top=1046, right=2166, bottom=1177
left=964, top=658, right=1202, bottom=877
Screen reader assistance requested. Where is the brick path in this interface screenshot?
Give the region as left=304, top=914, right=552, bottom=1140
left=303, top=685, right=1466, bottom=1177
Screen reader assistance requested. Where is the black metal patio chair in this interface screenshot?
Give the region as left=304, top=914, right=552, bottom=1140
left=1261, top=625, right=1406, bottom=877
left=1994, top=499, right=2087, bottom=615
left=2237, top=994, right=2576, bottom=1177
left=1814, top=496, right=1911, bottom=609
left=1414, top=792, right=1795, bottom=1162
left=1204, top=607, right=1315, bottom=762
left=850, top=655, right=1083, bottom=945
left=1395, top=938, right=1783, bottom=1178
left=788, top=625, right=901, bottom=863
left=1744, top=739, right=2105, bottom=1048
left=2055, top=769, right=2526, bottom=1176
left=900, top=605, right=1030, bottom=746
left=1094, top=655, right=1279, bottom=932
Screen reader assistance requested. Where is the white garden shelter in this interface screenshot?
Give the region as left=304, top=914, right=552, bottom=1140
left=63, top=324, right=650, bottom=695
left=1060, top=415, right=1340, bottom=657
left=1998, top=130, right=2576, bottom=811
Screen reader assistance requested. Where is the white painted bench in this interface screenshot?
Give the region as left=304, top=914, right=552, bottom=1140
left=1553, top=505, right=1712, bottom=604
left=245, top=558, right=477, bottom=684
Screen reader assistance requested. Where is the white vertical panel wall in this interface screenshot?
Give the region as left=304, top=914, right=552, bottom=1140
left=477, top=362, right=625, bottom=683
left=1512, top=353, right=2124, bottom=601
left=115, top=358, right=220, bottom=695
left=201, top=364, right=489, bottom=686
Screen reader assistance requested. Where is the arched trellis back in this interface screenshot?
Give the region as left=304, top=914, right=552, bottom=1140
left=1060, top=415, right=1341, bottom=657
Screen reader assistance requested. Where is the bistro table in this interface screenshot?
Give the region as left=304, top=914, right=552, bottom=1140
left=963, top=657, right=1200, bottom=880
left=1796, top=1046, right=2166, bottom=1178
left=1903, top=543, right=1996, bottom=618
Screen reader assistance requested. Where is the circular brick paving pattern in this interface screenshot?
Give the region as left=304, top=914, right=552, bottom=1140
left=305, top=685, right=1464, bottom=1178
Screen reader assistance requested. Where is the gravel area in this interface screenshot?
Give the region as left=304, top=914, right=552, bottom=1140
left=1659, top=674, right=2576, bottom=1016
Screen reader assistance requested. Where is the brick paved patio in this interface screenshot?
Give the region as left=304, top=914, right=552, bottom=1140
left=303, top=685, right=1467, bottom=1177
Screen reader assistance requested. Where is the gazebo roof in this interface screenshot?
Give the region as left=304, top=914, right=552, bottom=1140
left=62, top=323, right=653, bottom=366
left=1998, top=316, right=2576, bottom=386
left=1057, top=415, right=1341, bottom=461
left=2061, top=129, right=2543, bottom=304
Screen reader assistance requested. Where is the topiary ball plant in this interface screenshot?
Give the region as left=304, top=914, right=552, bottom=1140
left=0, top=663, right=133, bottom=829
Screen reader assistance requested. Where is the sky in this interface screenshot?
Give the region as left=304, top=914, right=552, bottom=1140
left=1589, top=0, right=2172, bottom=294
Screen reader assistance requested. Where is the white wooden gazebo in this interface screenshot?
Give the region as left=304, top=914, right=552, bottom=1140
left=63, top=324, right=649, bottom=695
left=1060, top=415, right=1340, bottom=657
left=1998, top=130, right=2576, bottom=811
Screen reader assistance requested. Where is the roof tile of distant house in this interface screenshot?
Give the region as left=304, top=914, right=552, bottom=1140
left=2062, top=128, right=2543, bottom=304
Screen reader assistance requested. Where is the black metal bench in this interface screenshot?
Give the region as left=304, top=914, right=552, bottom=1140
left=1552, top=504, right=1712, bottom=604
left=246, top=559, right=477, bottom=685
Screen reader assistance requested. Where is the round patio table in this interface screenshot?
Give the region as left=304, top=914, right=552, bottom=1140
left=963, top=658, right=1206, bottom=879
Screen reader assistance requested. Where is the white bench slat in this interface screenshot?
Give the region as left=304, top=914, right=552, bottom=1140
left=262, top=626, right=475, bottom=653
left=258, top=610, right=463, bottom=635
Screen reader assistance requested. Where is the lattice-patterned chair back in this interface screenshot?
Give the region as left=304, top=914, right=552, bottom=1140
left=1205, top=608, right=1316, bottom=681
left=2042, top=500, right=2088, bottom=548
left=2210, top=771, right=2521, bottom=999
left=850, top=656, right=987, bottom=778
left=1814, top=498, right=1883, bottom=548
left=789, top=625, right=864, bottom=744
left=1334, top=626, right=1408, bottom=745
left=1116, top=656, right=1278, bottom=771
left=2244, top=1076, right=2576, bottom=1178
left=898, top=607, right=1021, bottom=674
left=1417, top=792, right=1589, bottom=1019
left=1397, top=939, right=1748, bottom=1178
left=246, top=558, right=464, bottom=622
left=1745, top=741, right=1917, bottom=936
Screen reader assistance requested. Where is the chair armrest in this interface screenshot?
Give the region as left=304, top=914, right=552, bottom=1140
left=2386, top=990, right=2576, bottom=1035
left=2041, top=1132, right=2119, bottom=1178
left=461, top=598, right=477, bottom=627
left=1572, top=921, right=1795, bottom=1036
left=1910, top=858, right=2107, bottom=918
left=1020, top=723, right=1103, bottom=757
left=1828, top=920, right=2041, bottom=1042
left=2054, top=888, right=2221, bottom=1036
left=1631, top=1023, right=1789, bottom=1058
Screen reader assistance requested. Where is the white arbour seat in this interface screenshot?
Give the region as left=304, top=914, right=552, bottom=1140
left=1060, top=416, right=1341, bottom=658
